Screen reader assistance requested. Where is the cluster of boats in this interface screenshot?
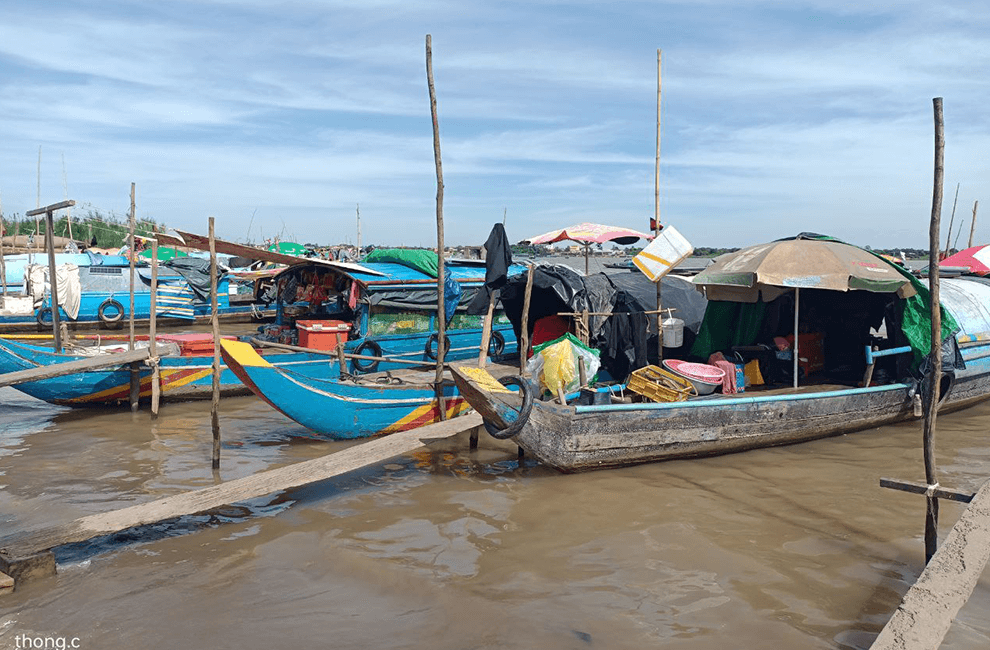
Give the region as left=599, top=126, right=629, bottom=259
left=2, top=232, right=990, bottom=473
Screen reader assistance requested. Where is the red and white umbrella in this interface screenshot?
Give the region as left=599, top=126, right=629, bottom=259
left=521, top=222, right=654, bottom=274
left=940, top=245, right=990, bottom=275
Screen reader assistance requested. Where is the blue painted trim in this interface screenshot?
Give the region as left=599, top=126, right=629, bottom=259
left=865, top=345, right=912, bottom=364
left=575, top=382, right=909, bottom=413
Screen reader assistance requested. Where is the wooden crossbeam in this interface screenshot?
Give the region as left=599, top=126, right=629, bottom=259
left=880, top=477, right=975, bottom=504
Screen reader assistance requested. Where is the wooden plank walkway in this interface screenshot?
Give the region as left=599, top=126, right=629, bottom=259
left=0, top=412, right=483, bottom=591
left=0, top=347, right=151, bottom=388
left=870, top=478, right=990, bottom=649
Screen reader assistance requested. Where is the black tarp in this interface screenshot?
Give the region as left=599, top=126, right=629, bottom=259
left=163, top=257, right=229, bottom=302
left=495, top=265, right=709, bottom=380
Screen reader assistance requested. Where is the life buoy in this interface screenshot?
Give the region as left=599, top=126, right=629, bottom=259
left=488, top=330, right=505, bottom=359
left=352, top=340, right=383, bottom=373
left=36, top=307, right=52, bottom=327
left=98, top=298, right=125, bottom=326
left=425, top=333, right=452, bottom=361
left=483, top=375, right=534, bottom=440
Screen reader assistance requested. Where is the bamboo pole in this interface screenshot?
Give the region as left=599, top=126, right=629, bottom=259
left=477, top=292, right=496, bottom=367
left=210, top=217, right=221, bottom=469
left=943, top=182, right=959, bottom=258
left=35, top=146, right=41, bottom=237
left=128, top=183, right=139, bottom=412
left=924, top=97, right=945, bottom=565
left=654, top=48, right=663, bottom=363
left=150, top=240, right=160, bottom=416
left=43, top=211, right=63, bottom=353
left=968, top=200, right=979, bottom=249
left=426, top=34, right=447, bottom=421
left=519, top=264, right=535, bottom=374
left=0, top=192, right=7, bottom=297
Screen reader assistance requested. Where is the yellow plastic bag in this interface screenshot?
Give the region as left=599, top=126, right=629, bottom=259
left=743, top=359, right=764, bottom=386
left=540, top=339, right=578, bottom=395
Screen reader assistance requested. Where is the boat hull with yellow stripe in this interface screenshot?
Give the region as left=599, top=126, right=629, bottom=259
left=220, top=339, right=471, bottom=439
left=0, top=337, right=327, bottom=405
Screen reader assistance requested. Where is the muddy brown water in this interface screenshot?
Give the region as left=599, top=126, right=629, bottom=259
left=1, top=385, right=989, bottom=649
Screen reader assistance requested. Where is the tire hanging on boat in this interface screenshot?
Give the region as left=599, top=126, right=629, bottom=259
left=352, top=340, right=383, bottom=373
left=483, top=375, right=534, bottom=440
left=98, top=298, right=125, bottom=326
left=425, top=332, right=452, bottom=361
left=487, top=330, right=505, bottom=359
left=35, top=307, right=52, bottom=327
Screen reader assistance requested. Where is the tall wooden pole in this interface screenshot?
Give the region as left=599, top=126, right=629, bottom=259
left=128, top=183, right=139, bottom=413
left=356, top=203, right=362, bottom=259
left=150, top=240, right=160, bottom=416
left=25, top=201, right=75, bottom=349
left=924, top=97, right=945, bottom=565
left=0, top=192, right=7, bottom=297
left=44, top=210, right=63, bottom=353
left=210, top=217, right=222, bottom=468
left=519, top=264, right=535, bottom=374
left=654, top=48, right=664, bottom=363
left=426, top=34, right=448, bottom=420
left=968, top=200, right=979, bottom=249
left=943, top=182, right=959, bottom=257
left=35, top=146, right=41, bottom=237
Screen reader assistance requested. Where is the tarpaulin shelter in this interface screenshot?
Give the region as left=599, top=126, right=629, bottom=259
left=691, top=234, right=958, bottom=385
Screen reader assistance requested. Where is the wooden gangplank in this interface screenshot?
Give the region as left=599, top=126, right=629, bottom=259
left=870, top=478, right=990, bottom=649
left=0, top=348, right=151, bottom=388
left=0, top=412, right=483, bottom=591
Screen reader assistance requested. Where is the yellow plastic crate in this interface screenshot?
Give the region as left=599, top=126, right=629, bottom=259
left=627, top=365, right=697, bottom=403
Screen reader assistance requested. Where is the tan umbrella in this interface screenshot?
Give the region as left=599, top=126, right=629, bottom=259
left=693, top=236, right=916, bottom=387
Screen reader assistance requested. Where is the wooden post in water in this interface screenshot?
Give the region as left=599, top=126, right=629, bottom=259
left=968, top=200, right=979, bottom=249
left=25, top=201, right=75, bottom=353
left=654, top=48, right=664, bottom=363
left=426, top=34, right=447, bottom=421
left=128, top=183, right=139, bottom=413
left=209, top=217, right=221, bottom=469
left=150, top=239, right=160, bottom=416
left=519, top=264, right=535, bottom=374
left=924, top=96, right=945, bottom=565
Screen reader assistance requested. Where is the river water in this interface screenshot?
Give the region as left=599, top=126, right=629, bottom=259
left=1, top=384, right=988, bottom=649
left=1, top=256, right=988, bottom=649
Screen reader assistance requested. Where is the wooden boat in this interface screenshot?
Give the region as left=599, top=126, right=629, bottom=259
left=449, top=257, right=990, bottom=472
left=220, top=339, right=472, bottom=439
left=0, top=253, right=520, bottom=407
left=0, top=254, right=272, bottom=331
left=0, top=335, right=326, bottom=405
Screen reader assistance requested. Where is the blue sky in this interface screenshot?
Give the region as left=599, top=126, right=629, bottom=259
left=1, top=1, right=988, bottom=250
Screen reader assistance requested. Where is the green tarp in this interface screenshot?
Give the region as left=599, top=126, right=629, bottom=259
left=362, top=248, right=440, bottom=278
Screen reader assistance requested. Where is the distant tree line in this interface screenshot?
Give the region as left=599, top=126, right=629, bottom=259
left=0, top=204, right=165, bottom=248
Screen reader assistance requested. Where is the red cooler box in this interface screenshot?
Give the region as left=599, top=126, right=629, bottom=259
left=297, top=320, right=350, bottom=351
left=158, top=333, right=236, bottom=356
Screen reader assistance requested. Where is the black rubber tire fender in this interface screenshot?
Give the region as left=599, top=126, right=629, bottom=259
left=425, top=332, right=452, bottom=361
left=487, top=330, right=506, bottom=359
left=352, top=340, right=383, bottom=373
left=483, top=375, right=534, bottom=440
left=98, top=298, right=125, bottom=325
left=36, top=307, right=52, bottom=327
